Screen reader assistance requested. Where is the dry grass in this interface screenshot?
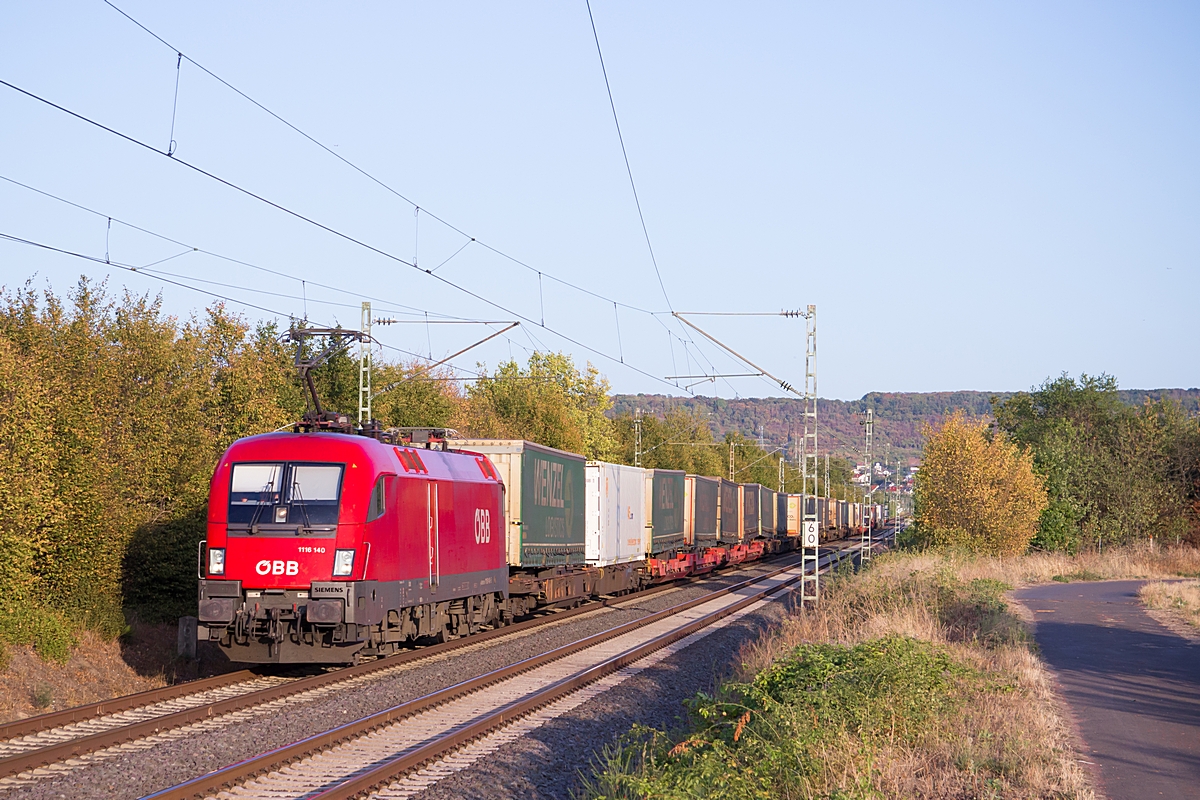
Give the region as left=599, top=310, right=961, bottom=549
left=583, top=544, right=1200, bottom=799
left=0, top=619, right=245, bottom=724
left=1139, top=580, right=1200, bottom=629
left=945, top=542, right=1200, bottom=586
left=719, top=553, right=1097, bottom=799
left=0, top=630, right=166, bottom=723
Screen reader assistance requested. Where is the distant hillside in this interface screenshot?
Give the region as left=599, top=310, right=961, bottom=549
left=610, top=389, right=1200, bottom=465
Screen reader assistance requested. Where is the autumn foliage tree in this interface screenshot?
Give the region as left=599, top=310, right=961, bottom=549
left=0, top=280, right=305, bottom=659
left=913, top=412, right=1047, bottom=555
left=462, top=352, right=617, bottom=460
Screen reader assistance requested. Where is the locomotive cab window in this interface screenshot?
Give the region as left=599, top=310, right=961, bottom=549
left=228, top=462, right=344, bottom=533
left=289, top=465, right=343, bottom=526
left=367, top=475, right=388, bottom=522
left=229, top=464, right=283, bottom=524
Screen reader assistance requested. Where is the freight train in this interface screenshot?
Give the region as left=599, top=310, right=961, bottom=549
left=197, top=426, right=888, bottom=664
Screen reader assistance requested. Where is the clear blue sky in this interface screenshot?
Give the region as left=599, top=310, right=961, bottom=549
left=2, top=2, right=1197, bottom=400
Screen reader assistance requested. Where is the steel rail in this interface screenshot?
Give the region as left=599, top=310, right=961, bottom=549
left=2, top=561, right=720, bottom=745
left=145, top=541, right=872, bottom=800
left=0, top=550, right=807, bottom=779
left=0, top=670, right=259, bottom=741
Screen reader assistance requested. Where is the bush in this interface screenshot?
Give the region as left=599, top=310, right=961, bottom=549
left=912, top=411, right=1048, bottom=555
left=0, top=280, right=300, bottom=659
left=0, top=603, right=78, bottom=664
left=582, top=552, right=1101, bottom=800
left=123, top=506, right=208, bottom=623
left=584, top=637, right=974, bottom=800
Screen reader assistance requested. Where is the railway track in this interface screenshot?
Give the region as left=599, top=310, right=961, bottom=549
left=0, top=545, right=824, bottom=783
left=146, top=539, right=878, bottom=800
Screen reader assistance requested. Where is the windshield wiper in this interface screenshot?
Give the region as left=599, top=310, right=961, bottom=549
left=291, top=478, right=314, bottom=529
left=247, top=481, right=274, bottom=533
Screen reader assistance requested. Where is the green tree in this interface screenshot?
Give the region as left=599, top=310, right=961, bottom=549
left=994, top=374, right=1198, bottom=549
left=611, top=407, right=725, bottom=475
left=0, top=278, right=341, bottom=657
left=464, top=352, right=617, bottom=460
left=372, top=360, right=462, bottom=429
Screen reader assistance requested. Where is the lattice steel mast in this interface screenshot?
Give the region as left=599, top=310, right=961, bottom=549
left=358, top=302, right=372, bottom=425
left=800, top=304, right=819, bottom=608
left=861, top=407, right=874, bottom=564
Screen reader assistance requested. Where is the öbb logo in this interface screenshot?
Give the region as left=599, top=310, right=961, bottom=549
left=474, top=508, right=491, bottom=544
left=256, top=560, right=299, bottom=576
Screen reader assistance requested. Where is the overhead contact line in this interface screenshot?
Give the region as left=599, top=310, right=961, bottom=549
left=98, top=2, right=740, bottom=391
left=0, top=230, right=491, bottom=380
left=583, top=1, right=727, bottom=392
left=100, top=0, right=661, bottom=320
left=0, top=78, right=691, bottom=393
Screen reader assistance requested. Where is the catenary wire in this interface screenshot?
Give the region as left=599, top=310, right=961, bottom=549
left=0, top=79, right=690, bottom=394
left=0, top=229, right=496, bottom=379
left=584, top=0, right=670, bottom=313
left=101, top=0, right=661, bottom=318
left=101, top=0, right=748, bottom=398
left=582, top=0, right=728, bottom=395
left=0, top=172, right=484, bottom=323
left=0, top=175, right=540, bottom=379
left=93, top=3, right=752, bottom=398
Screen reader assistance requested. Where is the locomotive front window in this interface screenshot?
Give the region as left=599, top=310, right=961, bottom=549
left=289, top=465, right=343, bottom=526
left=227, top=462, right=343, bottom=532
left=229, top=464, right=283, bottom=524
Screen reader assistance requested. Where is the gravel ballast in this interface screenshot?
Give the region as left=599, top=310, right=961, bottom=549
left=408, top=594, right=791, bottom=800
left=0, top=556, right=808, bottom=800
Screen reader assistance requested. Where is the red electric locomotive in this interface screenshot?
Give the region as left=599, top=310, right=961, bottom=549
left=197, top=430, right=506, bottom=663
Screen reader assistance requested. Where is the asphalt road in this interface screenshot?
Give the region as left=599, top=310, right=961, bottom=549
left=1014, top=580, right=1200, bottom=800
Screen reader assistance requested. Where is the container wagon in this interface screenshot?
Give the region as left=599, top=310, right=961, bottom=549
left=738, top=484, right=767, bottom=560
left=644, top=469, right=689, bottom=579
left=718, top=478, right=742, bottom=545
left=784, top=494, right=801, bottom=537
left=742, top=484, right=762, bottom=537
left=685, top=475, right=723, bottom=573
left=779, top=492, right=793, bottom=537
left=760, top=487, right=777, bottom=536
left=584, top=460, right=646, bottom=595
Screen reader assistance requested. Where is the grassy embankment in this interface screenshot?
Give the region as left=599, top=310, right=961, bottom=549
left=1140, top=580, right=1200, bottom=630
left=582, top=544, right=1200, bottom=800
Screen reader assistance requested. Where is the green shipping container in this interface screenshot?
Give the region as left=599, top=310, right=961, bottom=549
left=448, top=440, right=586, bottom=568
left=645, top=469, right=685, bottom=555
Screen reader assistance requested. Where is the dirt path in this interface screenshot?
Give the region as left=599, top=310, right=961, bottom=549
left=1015, top=580, right=1200, bottom=799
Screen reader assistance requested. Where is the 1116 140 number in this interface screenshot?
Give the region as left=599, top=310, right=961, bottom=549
left=473, top=508, right=491, bottom=544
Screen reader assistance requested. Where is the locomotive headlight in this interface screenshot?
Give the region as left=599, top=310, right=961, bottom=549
left=332, top=549, right=356, bottom=577
left=208, top=547, right=226, bottom=576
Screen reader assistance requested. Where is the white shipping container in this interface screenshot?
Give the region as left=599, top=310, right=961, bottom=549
left=585, top=461, right=647, bottom=566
